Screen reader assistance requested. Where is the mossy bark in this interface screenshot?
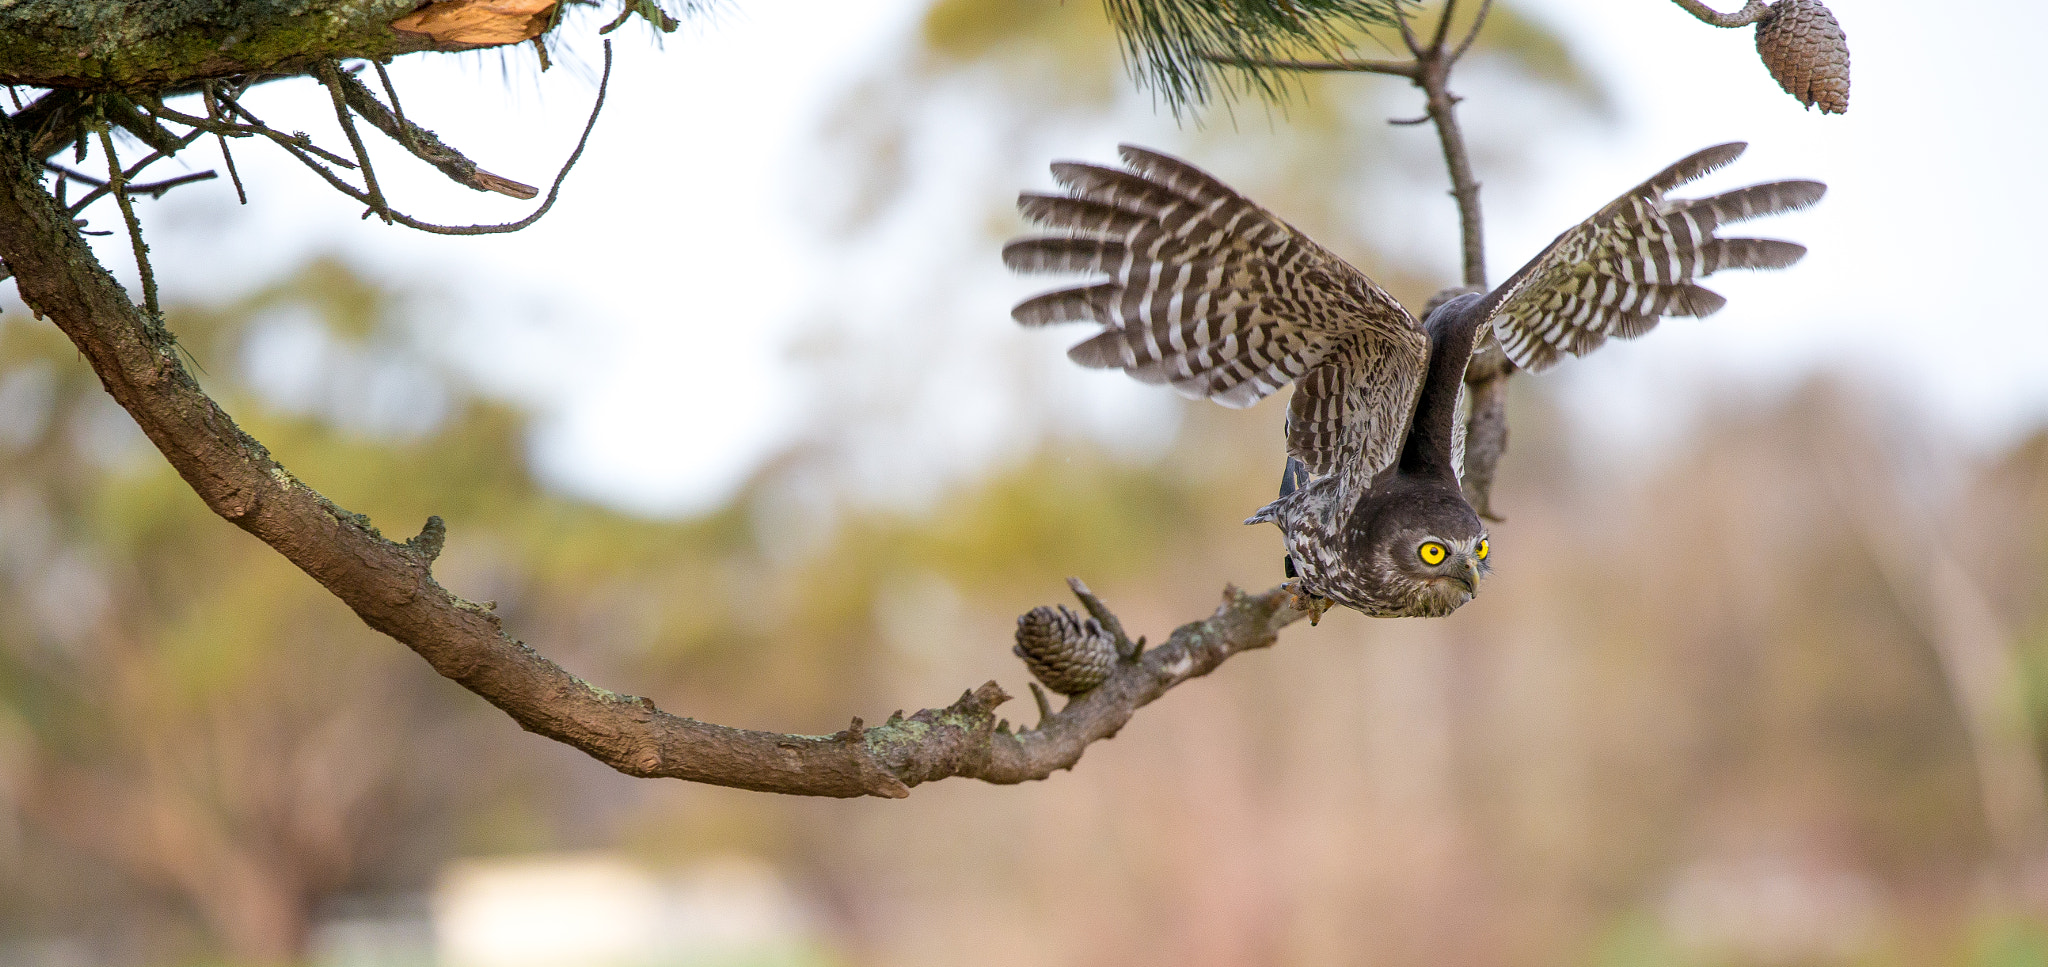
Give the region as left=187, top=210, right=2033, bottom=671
left=0, top=0, right=484, bottom=91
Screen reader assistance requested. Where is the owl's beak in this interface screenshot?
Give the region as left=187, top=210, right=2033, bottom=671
left=1449, top=556, right=1482, bottom=597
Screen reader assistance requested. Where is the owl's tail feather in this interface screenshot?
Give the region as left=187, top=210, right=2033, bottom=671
left=1279, top=456, right=1308, bottom=499
left=1246, top=457, right=1309, bottom=525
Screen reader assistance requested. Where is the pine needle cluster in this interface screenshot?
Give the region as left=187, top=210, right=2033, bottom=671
left=1102, top=0, right=1408, bottom=113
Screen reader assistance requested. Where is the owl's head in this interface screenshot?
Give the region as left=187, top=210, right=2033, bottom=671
left=1348, top=485, right=1491, bottom=617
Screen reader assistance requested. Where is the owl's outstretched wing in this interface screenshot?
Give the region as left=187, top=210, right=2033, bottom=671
left=1483, top=142, right=1825, bottom=373
left=1004, top=145, right=1429, bottom=484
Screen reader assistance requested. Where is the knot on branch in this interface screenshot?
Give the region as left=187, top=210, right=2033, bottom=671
left=407, top=515, right=447, bottom=564
left=897, top=682, right=1012, bottom=740
left=1014, top=605, right=1116, bottom=696
left=1755, top=0, right=1850, bottom=114
left=948, top=681, right=1012, bottom=721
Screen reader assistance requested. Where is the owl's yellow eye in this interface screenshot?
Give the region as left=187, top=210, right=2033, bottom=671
left=1476, top=538, right=1489, bottom=561
left=1418, top=541, right=1447, bottom=566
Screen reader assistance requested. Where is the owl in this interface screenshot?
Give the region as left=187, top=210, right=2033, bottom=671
left=1004, top=143, right=1823, bottom=617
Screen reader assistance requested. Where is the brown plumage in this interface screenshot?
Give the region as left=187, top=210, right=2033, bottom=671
left=1005, top=143, right=1823, bottom=616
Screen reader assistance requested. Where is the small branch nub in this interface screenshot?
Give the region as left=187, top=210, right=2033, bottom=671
left=1754, top=0, right=1850, bottom=114
left=409, top=515, right=447, bottom=564
left=1014, top=605, right=1116, bottom=696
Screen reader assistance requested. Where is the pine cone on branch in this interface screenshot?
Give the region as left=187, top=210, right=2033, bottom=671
left=1014, top=605, right=1116, bottom=696
left=1755, top=0, right=1850, bottom=114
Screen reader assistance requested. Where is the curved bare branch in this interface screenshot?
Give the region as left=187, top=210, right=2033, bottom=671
left=1669, top=0, right=1772, bottom=28
left=0, top=107, right=1313, bottom=799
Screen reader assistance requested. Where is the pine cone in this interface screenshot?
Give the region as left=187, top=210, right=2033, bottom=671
left=1755, top=0, right=1849, bottom=114
left=1014, top=605, right=1116, bottom=696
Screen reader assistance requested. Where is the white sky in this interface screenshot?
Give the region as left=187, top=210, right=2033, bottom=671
left=35, top=0, right=2048, bottom=514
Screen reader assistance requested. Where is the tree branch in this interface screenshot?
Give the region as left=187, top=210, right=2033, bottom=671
left=1449, top=0, right=1494, bottom=63
left=0, top=106, right=1314, bottom=799
left=145, top=41, right=611, bottom=235
left=1198, top=53, right=1417, bottom=78
left=95, top=125, right=160, bottom=317
left=1404, top=3, right=1511, bottom=518
left=330, top=63, right=539, bottom=199
left=14, top=90, right=94, bottom=161
left=316, top=61, right=394, bottom=224
left=1668, top=0, right=1773, bottom=28
left=43, top=163, right=218, bottom=200
left=0, top=0, right=501, bottom=91
left=1207, top=2, right=1513, bottom=516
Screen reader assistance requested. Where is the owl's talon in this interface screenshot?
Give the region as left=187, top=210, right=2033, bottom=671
left=1287, top=581, right=1332, bottom=626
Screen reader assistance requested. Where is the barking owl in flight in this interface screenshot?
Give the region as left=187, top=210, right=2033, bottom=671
left=1003, top=142, right=1823, bottom=617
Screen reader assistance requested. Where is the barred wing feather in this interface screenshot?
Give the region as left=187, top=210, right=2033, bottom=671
left=1005, top=144, right=1430, bottom=481
left=1284, top=338, right=1426, bottom=484
left=1484, top=142, right=1826, bottom=373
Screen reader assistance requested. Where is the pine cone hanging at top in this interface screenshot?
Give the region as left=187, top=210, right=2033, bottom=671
left=1755, top=0, right=1850, bottom=114
left=1014, top=605, right=1116, bottom=696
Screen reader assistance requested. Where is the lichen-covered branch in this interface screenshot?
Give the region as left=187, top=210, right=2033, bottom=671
left=0, top=0, right=514, bottom=91
left=0, top=108, right=1312, bottom=798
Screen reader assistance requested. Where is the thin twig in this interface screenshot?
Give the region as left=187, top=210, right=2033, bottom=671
left=96, top=126, right=157, bottom=317
left=44, top=162, right=215, bottom=199
left=49, top=102, right=207, bottom=214
left=1669, top=0, right=1772, bottom=28
left=317, top=60, right=391, bottom=223
left=66, top=147, right=176, bottom=214
left=216, top=135, right=247, bottom=205
left=169, top=43, right=607, bottom=234
left=335, top=63, right=538, bottom=199
left=213, top=90, right=358, bottom=169
left=43, top=162, right=106, bottom=188
left=1450, top=0, right=1494, bottom=62
left=366, top=40, right=613, bottom=234
left=1029, top=682, right=1054, bottom=727
left=100, top=95, right=186, bottom=157
left=199, top=82, right=248, bottom=205
left=1420, top=64, right=1484, bottom=288
left=1429, top=0, right=1460, bottom=55
left=371, top=61, right=417, bottom=153
left=1392, top=0, right=1424, bottom=56
left=129, top=171, right=219, bottom=197
left=1199, top=52, right=1417, bottom=78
